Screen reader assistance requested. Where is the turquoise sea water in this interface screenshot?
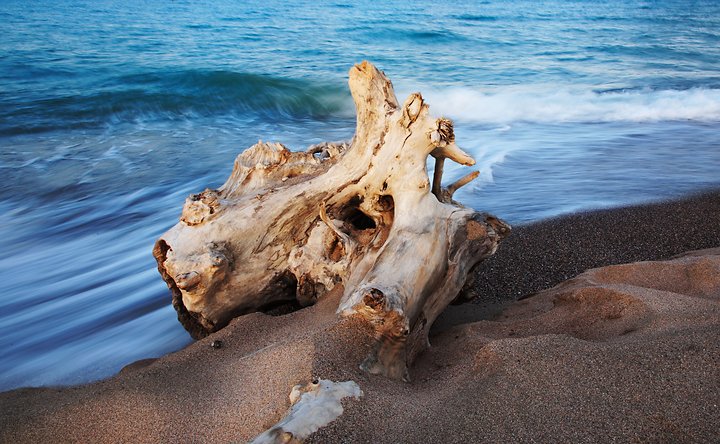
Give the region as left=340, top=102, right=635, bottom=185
left=1, top=0, right=719, bottom=390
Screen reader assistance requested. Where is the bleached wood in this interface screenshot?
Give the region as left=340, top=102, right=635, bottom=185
left=153, top=61, right=510, bottom=379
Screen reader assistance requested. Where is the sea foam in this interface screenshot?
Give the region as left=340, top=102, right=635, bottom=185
left=424, top=86, right=720, bottom=124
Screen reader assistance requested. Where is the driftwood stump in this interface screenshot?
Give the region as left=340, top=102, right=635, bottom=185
left=153, top=61, right=510, bottom=380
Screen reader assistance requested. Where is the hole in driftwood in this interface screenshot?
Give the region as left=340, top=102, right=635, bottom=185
left=260, top=299, right=304, bottom=316
left=255, top=270, right=302, bottom=316
left=345, top=207, right=376, bottom=230
left=376, top=194, right=394, bottom=212
left=333, top=195, right=377, bottom=231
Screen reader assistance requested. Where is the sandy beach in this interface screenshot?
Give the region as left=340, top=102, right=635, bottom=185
left=1, top=189, right=719, bottom=443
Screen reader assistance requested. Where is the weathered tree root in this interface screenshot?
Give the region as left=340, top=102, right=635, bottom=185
left=154, top=61, right=510, bottom=380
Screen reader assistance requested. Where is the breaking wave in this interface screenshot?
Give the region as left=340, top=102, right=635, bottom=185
left=425, top=85, right=720, bottom=123
left=0, top=69, right=353, bottom=136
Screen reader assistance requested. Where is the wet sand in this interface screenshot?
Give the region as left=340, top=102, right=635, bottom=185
left=1, top=190, right=719, bottom=443
left=453, top=188, right=720, bottom=319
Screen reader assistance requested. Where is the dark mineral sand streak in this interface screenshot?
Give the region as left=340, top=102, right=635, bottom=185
left=436, top=189, right=720, bottom=328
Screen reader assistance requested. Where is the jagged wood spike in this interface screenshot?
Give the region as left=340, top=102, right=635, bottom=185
left=447, top=170, right=480, bottom=198
left=430, top=142, right=475, bottom=166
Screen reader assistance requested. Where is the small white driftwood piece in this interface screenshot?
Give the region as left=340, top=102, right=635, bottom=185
left=154, top=61, right=510, bottom=380
left=251, top=379, right=362, bottom=444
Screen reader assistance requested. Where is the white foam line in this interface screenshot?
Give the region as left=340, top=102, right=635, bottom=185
left=420, top=85, right=720, bottom=123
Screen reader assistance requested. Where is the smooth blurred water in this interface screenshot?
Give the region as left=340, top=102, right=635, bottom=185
left=1, top=0, right=719, bottom=390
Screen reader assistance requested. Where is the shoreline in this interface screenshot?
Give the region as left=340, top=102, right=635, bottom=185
left=1, top=189, right=719, bottom=442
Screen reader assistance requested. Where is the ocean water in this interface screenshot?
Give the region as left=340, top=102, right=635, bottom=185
left=1, top=0, right=719, bottom=390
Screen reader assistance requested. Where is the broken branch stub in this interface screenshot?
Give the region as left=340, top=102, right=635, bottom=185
left=153, top=61, right=510, bottom=379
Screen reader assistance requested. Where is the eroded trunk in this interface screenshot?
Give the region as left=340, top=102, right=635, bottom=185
left=153, top=61, right=510, bottom=379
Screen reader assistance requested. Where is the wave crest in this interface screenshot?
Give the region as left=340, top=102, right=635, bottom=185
left=424, top=86, right=720, bottom=123
left=1, top=70, right=353, bottom=136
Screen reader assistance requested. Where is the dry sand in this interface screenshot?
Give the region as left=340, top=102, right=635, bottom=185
left=1, top=190, right=719, bottom=443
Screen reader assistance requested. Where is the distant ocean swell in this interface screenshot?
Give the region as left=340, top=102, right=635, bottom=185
left=0, top=69, right=353, bottom=136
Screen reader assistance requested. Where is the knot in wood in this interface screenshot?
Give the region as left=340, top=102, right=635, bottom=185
left=181, top=189, right=220, bottom=226
left=363, top=288, right=386, bottom=310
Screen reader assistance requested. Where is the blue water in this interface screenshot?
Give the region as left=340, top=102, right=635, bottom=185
left=1, top=0, right=719, bottom=391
